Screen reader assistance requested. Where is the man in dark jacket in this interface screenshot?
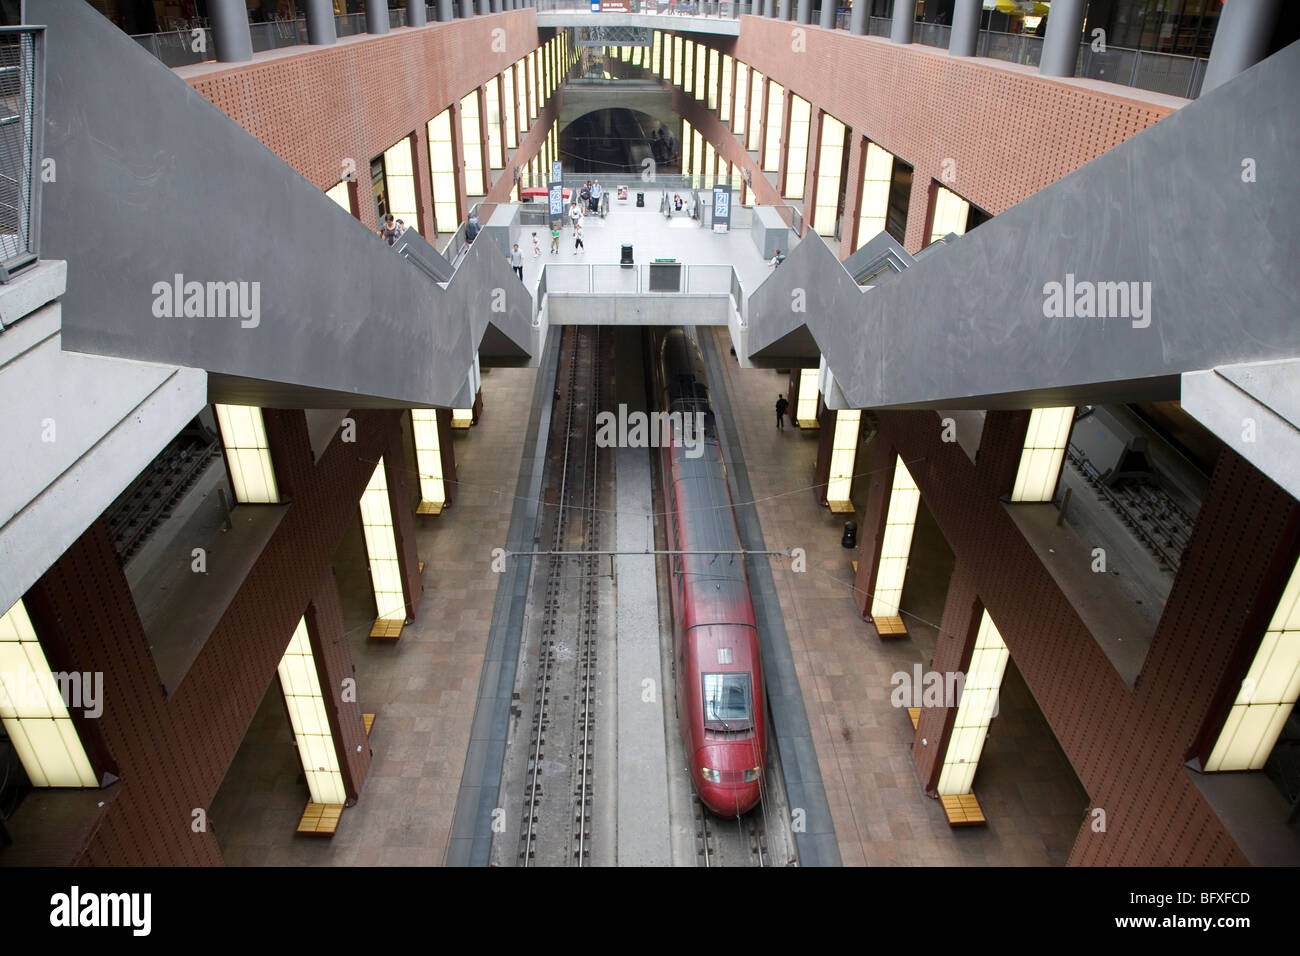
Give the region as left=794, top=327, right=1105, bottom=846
left=776, top=395, right=790, bottom=429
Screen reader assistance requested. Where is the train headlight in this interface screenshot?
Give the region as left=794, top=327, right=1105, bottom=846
left=743, top=767, right=761, bottom=783
left=700, top=767, right=721, bottom=784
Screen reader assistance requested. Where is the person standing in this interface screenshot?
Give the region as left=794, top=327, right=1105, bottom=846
left=511, top=243, right=524, bottom=280
left=569, top=201, right=583, bottom=231
left=532, top=231, right=542, bottom=257
left=591, top=179, right=603, bottom=215
left=379, top=213, right=400, bottom=244
left=573, top=221, right=585, bottom=254
left=550, top=224, right=561, bottom=254
left=775, top=394, right=789, bottom=429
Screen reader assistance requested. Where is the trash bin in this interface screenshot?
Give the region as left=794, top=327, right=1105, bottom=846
left=841, top=520, right=857, bottom=550
left=620, top=243, right=634, bottom=268
left=636, top=192, right=645, bottom=207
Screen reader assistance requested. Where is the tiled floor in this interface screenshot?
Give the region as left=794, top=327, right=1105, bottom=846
left=211, top=366, right=537, bottom=865
left=704, top=326, right=1090, bottom=866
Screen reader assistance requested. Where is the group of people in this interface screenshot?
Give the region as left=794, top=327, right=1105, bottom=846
left=578, top=179, right=604, bottom=217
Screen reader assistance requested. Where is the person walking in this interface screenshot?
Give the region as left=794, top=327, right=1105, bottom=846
left=775, top=394, right=789, bottom=429
left=531, top=231, right=541, bottom=257
left=379, top=213, right=400, bottom=244
left=569, top=201, right=583, bottom=231
left=573, top=221, right=585, bottom=254
left=550, top=224, right=561, bottom=254
left=511, top=243, right=524, bottom=280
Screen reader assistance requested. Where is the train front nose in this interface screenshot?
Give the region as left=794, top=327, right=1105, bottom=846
left=696, top=747, right=763, bottom=817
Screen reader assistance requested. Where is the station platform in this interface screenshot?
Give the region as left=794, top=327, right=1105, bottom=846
left=210, top=366, right=537, bottom=865
left=701, top=327, right=1089, bottom=866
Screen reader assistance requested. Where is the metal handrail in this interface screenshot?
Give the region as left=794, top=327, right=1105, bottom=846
left=0, top=26, right=43, bottom=286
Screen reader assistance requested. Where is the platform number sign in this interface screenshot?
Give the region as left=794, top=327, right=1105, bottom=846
left=549, top=181, right=564, bottom=218
left=712, top=184, right=731, bottom=233
left=552, top=161, right=563, bottom=183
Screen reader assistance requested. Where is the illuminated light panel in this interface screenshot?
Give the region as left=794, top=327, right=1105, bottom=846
left=795, top=367, right=819, bottom=427
left=784, top=95, right=811, bottom=200
left=360, top=456, right=407, bottom=627
left=1010, top=407, right=1073, bottom=502
left=652, top=31, right=661, bottom=74
left=856, top=141, right=894, bottom=251
left=0, top=599, right=98, bottom=788
left=383, top=138, right=420, bottom=235
left=503, top=67, right=518, bottom=149
left=452, top=408, right=474, bottom=429
left=747, top=69, right=763, bottom=151
left=708, top=49, right=719, bottom=110
left=870, top=456, right=920, bottom=619
left=936, top=610, right=1009, bottom=796
left=930, top=183, right=971, bottom=244
left=733, top=62, right=747, bottom=137
left=683, top=38, right=694, bottom=95
left=516, top=59, right=528, bottom=135
left=1206, top=557, right=1300, bottom=771
left=695, top=43, right=706, bottom=103
left=763, top=81, right=784, bottom=173
left=411, top=409, right=446, bottom=513
left=681, top=119, right=693, bottom=174
left=325, top=181, right=351, bottom=213
left=692, top=131, right=703, bottom=184
left=813, top=115, right=846, bottom=237
left=704, top=140, right=715, bottom=179
left=278, top=618, right=347, bottom=805
left=215, top=404, right=279, bottom=504
left=485, top=79, right=504, bottom=170
left=461, top=91, right=484, bottom=196
left=826, top=409, right=861, bottom=513
left=528, top=51, right=538, bottom=120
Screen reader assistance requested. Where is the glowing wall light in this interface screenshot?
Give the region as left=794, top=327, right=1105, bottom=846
left=704, top=140, right=715, bottom=178
left=383, top=138, right=420, bottom=235
left=870, top=455, right=920, bottom=620
left=652, top=31, right=661, bottom=74
left=812, top=115, right=845, bottom=237
left=503, top=67, right=518, bottom=150
left=528, top=51, right=538, bottom=120
left=937, top=610, right=1009, bottom=796
left=516, top=59, right=529, bottom=135
left=278, top=618, right=347, bottom=805
left=360, top=457, right=407, bottom=633
left=1206, top=557, right=1300, bottom=771
left=0, top=599, right=97, bottom=788
left=485, top=78, right=504, bottom=170
left=412, top=409, right=446, bottom=515
left=1010, top=407, right=1073, bottom=503
left=692, top=131, right=703, bottom=183
left=695, top=43, right=707, bottom=103
left=461, top=91, right=485, bottom=196
left=747, top=70, right=763, bottom=152
left=795, top=367, right=819, bottom=427
left=930, top=183, right=971, bottom=244
left=325, top=181, right=351, bottom=214
left=825, top=410, right=861, bottom=513
left=683, top=39, right=694, bottom=95
left=719, top=54, right=731, bottom=122
left=733, top=62, right=747, bottom=137
left=707, top=48, right=719, bottom=110
left=784, top=95, right=810, bottom=200
left=214, top=404, right=279, bottom=504
left=856, top=141, right=894, bottom=251
left=681, top=119, right=693, bottom=174
left=763, top=82, right=784, bottom=173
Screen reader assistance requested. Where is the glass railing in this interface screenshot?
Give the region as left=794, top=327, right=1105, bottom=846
left=541, top=261, right=735, bottom=293
left=537, top=0, right=737, bottom=17
left=0, top=27, right=43, bottom=281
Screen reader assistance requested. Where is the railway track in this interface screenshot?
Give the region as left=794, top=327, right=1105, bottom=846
left=517, top=325, right=607, bottom=866
left=692, top=798, right=770, bottom=867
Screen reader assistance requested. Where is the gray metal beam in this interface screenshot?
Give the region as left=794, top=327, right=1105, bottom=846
left=407, top=0, right=429, bottom=27
left=1039, top=0, right=1085, bottom=77
left=366, top=1, right=391, bottom=33
left=747, top=38, right=1300, bottom=411
left=35, top=0, right=532, bottom=409
left=890, top=0, right=915, bottom=44
left=948, top=0, right=979, bottom=57
left=208, top=0, right=252, bottom=62
left=1202, top=0, right=1282, bottom=95
left=303, top=0, right=337, bottom=44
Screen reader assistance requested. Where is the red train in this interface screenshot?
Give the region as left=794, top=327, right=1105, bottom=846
left=650, top=328, right=767, bottom=817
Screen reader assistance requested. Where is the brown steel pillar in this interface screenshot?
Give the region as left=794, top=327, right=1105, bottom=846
left=840, top=133, right=865, bottom=259
left=471, top=386, right=484, bottom=425
left=852, top=433, right=897, bottom=619
left=813, top=406, right=835, bottom=506
left=975, top=409, right=1031, bottom=498
left=437, top=407, right=458, bottom=507
left=304, top=566, right=372, bottom=803
left=785, top=369, right=800, bottom=426
left=912, top=560, right=982, bottom=794
left=411, top=125, right=434, bottom=239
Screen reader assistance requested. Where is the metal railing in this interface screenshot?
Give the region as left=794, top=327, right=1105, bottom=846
left=442, top=201, right=497, bottom=265
left=542, top=261, right=735, bottom=293
left=0, top=27, right=43, bottom=283
left=537, top=0, right=737, bottom=17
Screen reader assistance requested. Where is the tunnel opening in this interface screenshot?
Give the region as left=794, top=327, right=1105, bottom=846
left=558, top=107, right=671, bottom=177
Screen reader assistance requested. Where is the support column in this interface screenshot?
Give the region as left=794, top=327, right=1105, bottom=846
left=303, top=568, right=372, bottom=802
left=407, top=0, right=428, bottom=26
left=948, top=0, right=979, bottom=57
left=478, top=0, right=491, bottom=16
left=796, top=0, right=810, bottom=26
left=1038, top=0, right=1085, bottom=78
left=889, top=0, right=915, bottom=44
left=490, top=0, right=502, bottom=12
left=781, top=0, right=794, bottom=21
left=848, top=0, right=866, bottom=35
left=208, top=0, right=253, bottom=62
left=437, top=407, right=459, bottom=506
left=818, top=0, right=833, bottom=31
left=438, top=0, right=454, bottom=20
left=383, top=419, right=425, bottom=621
left=411, top=124, right=435, bottom=239
left=366, top=0, right=391, bottom=34
left=303, top=0, right=337, bottom=44
left=852, top=435, right=895, bottom=619
left=1201, top=0, right=1282, bottom=95
left=762, top=0, right=774, bottom=18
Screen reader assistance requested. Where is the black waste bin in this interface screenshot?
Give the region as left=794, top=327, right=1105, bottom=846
left=621, top=243, right=634, bottom=268
left=636, top=192, right=645, bottom=207
left=841, top=520, right=857, bottom=549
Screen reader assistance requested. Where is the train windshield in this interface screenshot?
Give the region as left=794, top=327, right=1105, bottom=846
left=703, top=673, right=753, bottom=731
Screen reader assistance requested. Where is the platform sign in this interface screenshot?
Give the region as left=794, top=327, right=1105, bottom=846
left=551, top=161, right=562, bottom=184
left=548, top=181, right=564, bottom=219
left=712, top=184, right=731, bottom=233
left=600, top=0, right=631, bottom=10
left=591, top=0, right=600, bottom=8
